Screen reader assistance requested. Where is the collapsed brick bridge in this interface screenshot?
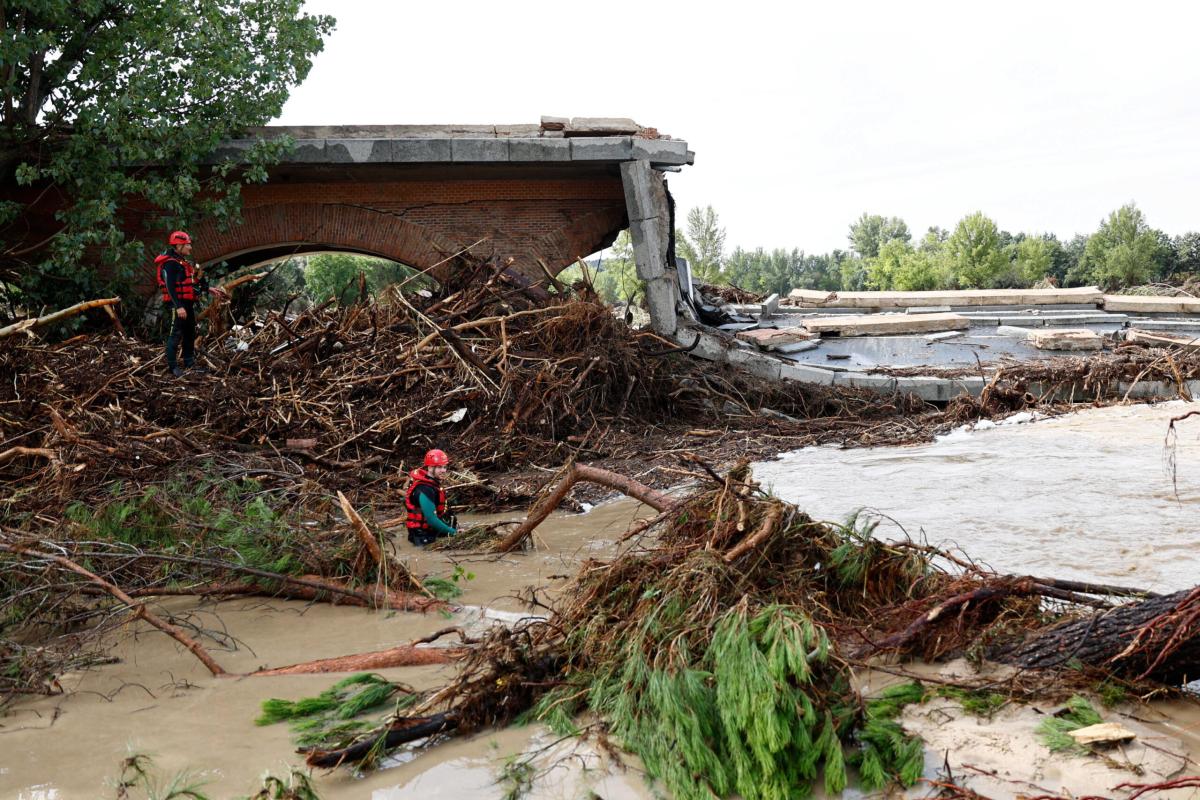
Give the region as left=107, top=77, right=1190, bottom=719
left=182, top=118, right=692, bottom=333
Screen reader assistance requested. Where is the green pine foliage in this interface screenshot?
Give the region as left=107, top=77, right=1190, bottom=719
left=257, top=673, right=414, bottom=748
left=1036, top=696, right=1104, bottom=753
left=935, top=686, right=1009, bottom=718
left=853, top=682, right=927, bottom=791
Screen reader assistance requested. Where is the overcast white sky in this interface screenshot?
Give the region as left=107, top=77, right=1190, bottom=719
left=277, top=0, right=1200, bottom=255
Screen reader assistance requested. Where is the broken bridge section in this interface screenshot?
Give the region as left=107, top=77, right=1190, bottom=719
left=179, top=119, right=692, bottom=334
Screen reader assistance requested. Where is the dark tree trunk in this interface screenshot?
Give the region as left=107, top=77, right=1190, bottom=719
left=995, top=587, right=1200, bottom=685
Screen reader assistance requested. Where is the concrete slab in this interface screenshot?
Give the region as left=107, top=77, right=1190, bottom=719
left=907, top=306, right=952, bottom=314
left=773, top=340, right=819, bottom=354
left=735, top=328, right=813, bottom=348
left=287, top=139, right=328, bottom=162
left=450, top=138, right=510, bottom=162
left=568, top=117, right=641, bottom=134
left=762, top=293, right=781, bottom=319
left=802, top=312, right=969, bottom=337
left=494, top=124, right=543, bottom=137
left=1122, top=319, right=1200, bottom=332
left=325, top=139, right=393, bottom=163
left=1028, top=329, right=1104, bottom=351
left=925, top=330, right=966, bottom=342
left=391, top=139, right=453, bottom=161
left=630, top=138, right=690, bottom=164
left=508, top=138, right=571, bottom=161
left=787, top=286, right=1104, bottom=309
left=1125, top=329, right=1200, bottom=350
left=571, top=137, right=634, bottom=160
left=1101, top=294, right=1200, bottom=314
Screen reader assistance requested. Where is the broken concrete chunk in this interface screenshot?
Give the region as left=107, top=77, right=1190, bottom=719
left=801, top=312, right=969, bottom=337
left=1067, top=722, right=1137, bottom=746
left=1126, top=328, right=1200, bottom=350
left=761, top=293, right=781, bottom=319
left=1028, top=328, right=1103, bottom=351
left=772, top=339, right=820, bottom=354
left=540, top=115, right=568, bottom=130
left=995, top=325, right=1038, bottom=337
left=567, top=117, right=641, bottom=134
left=925, top=330, right=966, bottom=342
left=735, top=328, right=814, bottom=349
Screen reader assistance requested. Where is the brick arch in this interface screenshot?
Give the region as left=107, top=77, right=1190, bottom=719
left=192, top=203, right=461, bottom=281
left=529, top=205, right=629, bottom=270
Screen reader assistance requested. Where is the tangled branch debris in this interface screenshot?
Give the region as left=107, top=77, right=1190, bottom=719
left=271, top=463, right=1198, bottom=798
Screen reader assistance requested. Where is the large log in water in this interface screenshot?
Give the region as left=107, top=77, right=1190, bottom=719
left=997, top=586, right=1200, bottom=684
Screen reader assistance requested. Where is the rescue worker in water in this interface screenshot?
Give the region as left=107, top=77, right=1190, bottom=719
left=405, top=449, right=458, bottom=546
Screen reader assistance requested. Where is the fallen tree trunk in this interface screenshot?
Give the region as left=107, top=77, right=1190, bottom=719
left=304, top=712, right=459, bottom=768
left=496, top=462, right=673, bottom=552
left=249, top=644, right=465, bottom=677
left=0, top=297, right=121, bottom=339
left=996, top=586, right=1200, bottom=684
left=0, top=543, right=229, bottom=677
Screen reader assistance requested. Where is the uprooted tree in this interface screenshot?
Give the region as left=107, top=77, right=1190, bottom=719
left=252, top=462, right=1200, bottom=799
left=0, top=0, right=334, bottom=320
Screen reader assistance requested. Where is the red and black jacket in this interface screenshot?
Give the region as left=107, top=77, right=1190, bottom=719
left=155, top=251, right=198, bottom=304
left=405, top=468, right=447, bottom=534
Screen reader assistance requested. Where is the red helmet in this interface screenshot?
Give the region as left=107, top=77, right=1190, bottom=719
left=424, top=449, right=449, bottom=467
left=168, top=231, right=192, bottom=246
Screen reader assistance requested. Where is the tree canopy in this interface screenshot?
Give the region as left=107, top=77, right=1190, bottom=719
left=0, top=0, right=334, bottom=317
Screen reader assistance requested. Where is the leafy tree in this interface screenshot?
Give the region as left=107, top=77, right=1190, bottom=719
left=1078, top=204, right=1161, bottom=288
left=678, top=205, right=726, bottom=283
left=1174, top=232, right=1200, bottom=275
left=864, top=239, right=911, bottom=290
left=303, top=253, right=422, bottom=305
left=946, top=212, right=1008, bottom=288
left=848, top=213, right=910, bottom=259
left=0, top=0, right=335, bottom=319
left=1012, top=236, right=1055, bottom=285
left=920, top=226, right=949, bottom=252
left=839, top=256, right=870, bottom=291
left=893, top=248, right=942, bottom=291
left=593, top=230, right=639, bottom=303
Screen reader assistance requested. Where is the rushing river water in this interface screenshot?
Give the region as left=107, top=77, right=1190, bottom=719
left=3, top=401, right=1199, bottom=799
left=755, top=400, right=1200, bottom=593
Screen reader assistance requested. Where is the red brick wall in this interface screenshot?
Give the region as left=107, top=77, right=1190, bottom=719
left=191, top=175, right=629, bottom=282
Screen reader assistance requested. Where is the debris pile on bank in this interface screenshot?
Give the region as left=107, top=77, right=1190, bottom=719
left=276, top=462, right=1198, bottom=797
left=1, top=263, right=945, bottom=702
left=0, top=262, right=934, bottom=520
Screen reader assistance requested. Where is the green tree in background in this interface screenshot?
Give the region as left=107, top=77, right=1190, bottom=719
left=593, top=230, right=639, bottom=304
left=1012, top=237, right=1056, bottom=285
left=678, top=205, right=726, bottom=282
left=1077, top=204, right=1162, bottom=288
left=1174, top=232, right=1200, bottom=275
left=303, top=253, right=423, bottom=305
left=0, top=0, right=335, bottom=320
left=848, top=213, right=911, bottom=258
left=946, top=212, right=1008, bottom=288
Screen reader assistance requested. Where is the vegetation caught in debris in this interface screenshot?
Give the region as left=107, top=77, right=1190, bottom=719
left=284, top=462, right=1199, bottom=797
left=1036, top=696, right=1105, bottom=753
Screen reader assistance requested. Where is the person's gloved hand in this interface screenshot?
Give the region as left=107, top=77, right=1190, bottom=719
left=448, top=528, right=458, bottom=536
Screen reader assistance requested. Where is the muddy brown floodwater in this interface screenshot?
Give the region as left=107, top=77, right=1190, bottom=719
left=3, top=402, right=1200, bottom=799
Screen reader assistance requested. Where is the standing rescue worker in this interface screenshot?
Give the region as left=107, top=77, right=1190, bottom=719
left=405, top=449, right=458, bottom=546
left=156, top=230, right=209, bottom=377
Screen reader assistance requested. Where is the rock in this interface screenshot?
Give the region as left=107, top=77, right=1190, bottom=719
left=1067, top=722, right=1137, bottom=746
left=1028, top=329, right=1103, bottom=351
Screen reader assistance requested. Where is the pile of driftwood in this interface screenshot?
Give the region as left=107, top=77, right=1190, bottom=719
left=0, top=259, right=941, bottom=521
left=0, top=261, right=944, bottom=703
left=251, top=461, right=1199, bottom=797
